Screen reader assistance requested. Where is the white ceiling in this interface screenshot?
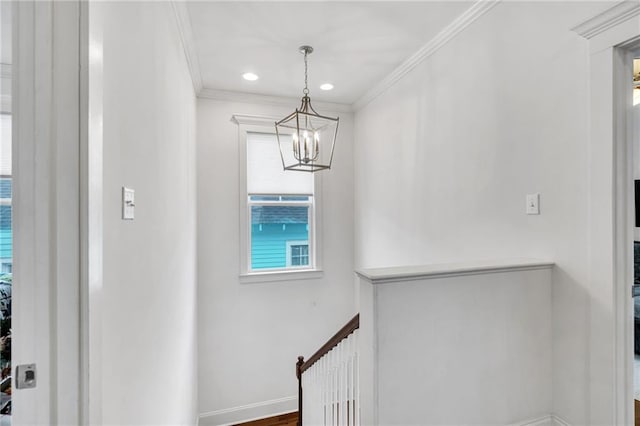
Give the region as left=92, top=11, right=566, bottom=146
left=185, top=1, right=474, bottom=105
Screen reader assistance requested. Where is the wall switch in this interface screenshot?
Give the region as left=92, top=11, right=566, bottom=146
left=526, top=193, right=540, bottom=215
left=122, top=187, right=135, bottom=220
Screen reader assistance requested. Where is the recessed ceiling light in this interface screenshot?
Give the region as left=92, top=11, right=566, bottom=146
left=243, top=72, right=259, bottom=81
left=320, top=83, right=334, bottom=91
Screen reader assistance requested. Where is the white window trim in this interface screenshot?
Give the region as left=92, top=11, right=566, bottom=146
left=234, top=114, right=324, bottom=283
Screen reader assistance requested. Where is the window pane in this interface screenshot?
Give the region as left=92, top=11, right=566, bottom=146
left=291, top=245, right=309, bottom=266
left=0, top=115, right=10, bottom=176
left=251, top=205, right=309, bottom=270
left=0, top=179, right=10, bottom=200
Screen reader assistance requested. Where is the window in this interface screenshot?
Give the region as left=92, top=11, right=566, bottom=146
left=245, top=132, right=315, bottom=273
left=287, top=241, right=309, bottom=267
left=0, top=179, right=10, bottom=272
left=0, top=115, right=11, bottom=277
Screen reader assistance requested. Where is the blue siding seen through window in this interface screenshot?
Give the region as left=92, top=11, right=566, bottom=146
left=251, top=205, right=309, bottom=270
left=0, top=179, right=11, bottom=200
left=0, top=179, right=11, bottom=261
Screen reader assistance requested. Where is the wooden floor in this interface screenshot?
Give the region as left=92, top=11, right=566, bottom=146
left=234, top=412, right=298, bottom=426
left=635, top=399, right=640, bottom=426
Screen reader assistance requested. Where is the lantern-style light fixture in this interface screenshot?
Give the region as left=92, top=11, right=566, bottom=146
left=275, top=46, right=339, bottom=172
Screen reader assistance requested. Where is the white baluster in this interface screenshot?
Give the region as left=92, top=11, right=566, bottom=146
left=323, top=354, right=328, bottom=426
left=355, top=330, right=360, bottom=426
left=338, top=342, right=343, bottom=426
left=325, top=352, right=330, bottom=426
left=332, top=347, right=337, bottom=426
left=333, top=347, right=338, bottom=426
left=350, top=334, right=355, bottom=426
left=343, top=340, right=348, bottom=426
left=341, top=338, right=348, bottom=426
left=300, top=325, right=360, bottom=426
left=338, top=344, right=342, bottom=426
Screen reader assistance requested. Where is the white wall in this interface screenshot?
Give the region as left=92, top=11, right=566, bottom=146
left=197, top=98, right=355, bottom=424
left=353, top=2, right=609, bottom=424
left=358, top=264, right=553, bottom=426
left=100, top=2, right=198, bottom=424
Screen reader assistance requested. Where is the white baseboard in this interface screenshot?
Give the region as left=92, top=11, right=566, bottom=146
left=198, top=396, right=296, bottom=426
left=511, top=415, right=554, bottom=426
left=510, top=414, right=571, bottom=426
left=198, top=405, right=569, bottom=426
left=551, top=414, right=571, bottom=426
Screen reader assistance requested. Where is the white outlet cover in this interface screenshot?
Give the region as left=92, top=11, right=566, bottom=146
left=526, top=193, right=540, bottom=215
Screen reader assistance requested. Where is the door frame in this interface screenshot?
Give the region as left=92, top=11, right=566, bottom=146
left=11, top=1, right=94, bottom=424
left=574, top=4, right=640, bottom=425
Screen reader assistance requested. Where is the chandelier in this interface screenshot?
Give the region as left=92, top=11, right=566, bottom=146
left=275, top=46, right=339, bottom=172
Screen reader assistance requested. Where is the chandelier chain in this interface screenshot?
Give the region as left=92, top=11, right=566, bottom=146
left=303, top=49, right=309, bottom=96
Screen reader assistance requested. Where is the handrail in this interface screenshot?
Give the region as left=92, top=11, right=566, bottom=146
left=298, top=313, right=359, bottom=375
left=296, top=313, right=360, bottom=426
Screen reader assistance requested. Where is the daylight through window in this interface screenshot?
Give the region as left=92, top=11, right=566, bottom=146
left=247, top=132, right=315, bottom=272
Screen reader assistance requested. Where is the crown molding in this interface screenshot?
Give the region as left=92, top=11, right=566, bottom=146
left=352, top=0, right=501, bottom=111
left=172, top=0, right=497, bottom=113
left=169, top=2, right=350, bottom=113
left=199, top=88, right=353, bottom=113
left=571, top=0, right=640, bottom=39
left=170, top=1, right=203, bottom=93
left=230, top=113, right=281, bottom=126
left=0, top=64, right=11, bottom=80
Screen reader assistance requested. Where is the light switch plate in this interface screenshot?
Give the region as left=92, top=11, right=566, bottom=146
left=122, top=187, right=135, bottom=220
left=526, top=193, right=540, bottom=215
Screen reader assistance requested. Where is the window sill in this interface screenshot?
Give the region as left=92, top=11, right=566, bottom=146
left=239, top=269, right=324, bottom=284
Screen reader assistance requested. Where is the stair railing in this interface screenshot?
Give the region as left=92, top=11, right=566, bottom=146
left=296, top=314, right=360, bottom=426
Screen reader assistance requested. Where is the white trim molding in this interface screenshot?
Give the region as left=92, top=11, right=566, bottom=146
left=170, top=1, right=203, bottom=94
left=240, top=269, right=323, bottom=284
left=509, top=415, right=553, bottom=426
left=352, top=0, right=501, bottom=110
left=579, top=10, right=640, bottom=424
left=234, top=118, right=325, bottom=283
left=571, top=0, right=640, bottom=39
left=356, top=258, right=554, bottom=285
left=14, top=1, right=85, bottom=423
left=203, top=88, right=353, bottom=113
left=169, top=0, right=498, bottom=113
left=551, top=415, right=571, bottom=426
left=230, top=113, right=281, bottom=127
left=511, top=415, right=569, bottom=426
left=198, top=396, right=296, bottom=426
